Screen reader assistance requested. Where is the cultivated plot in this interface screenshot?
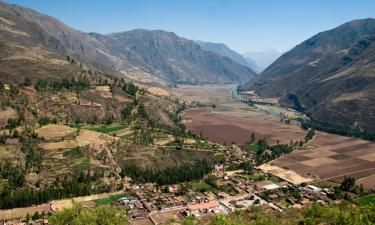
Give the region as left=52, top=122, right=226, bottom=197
left=271, top=132, right=375, bottom=183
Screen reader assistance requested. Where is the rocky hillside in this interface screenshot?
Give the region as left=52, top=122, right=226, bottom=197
left=241, top=18, right=375, bottom=135
left=0, top=2, right=255, bottom=84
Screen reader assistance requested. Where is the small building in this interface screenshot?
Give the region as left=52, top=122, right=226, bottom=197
left=263, top=183, right=280, bottom=191
left=186, top=201, right=220, bottom=216
left=306, top=185, right=321, bottom=192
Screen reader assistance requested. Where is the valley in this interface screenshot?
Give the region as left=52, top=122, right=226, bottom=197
left=0, top=1, right=374, bottom=224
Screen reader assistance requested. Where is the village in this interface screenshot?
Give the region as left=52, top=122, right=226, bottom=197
left=0, top=142, right=337, bottom=225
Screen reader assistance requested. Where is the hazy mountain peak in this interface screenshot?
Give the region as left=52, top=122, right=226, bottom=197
left=196, top=40, right=258, bottom=73
left=242, top=48, right=283, bottom=72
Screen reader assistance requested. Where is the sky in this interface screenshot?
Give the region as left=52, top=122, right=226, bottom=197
left=5, top=0, right=375, bottom=53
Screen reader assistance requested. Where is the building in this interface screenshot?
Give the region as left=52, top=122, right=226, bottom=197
left=185, top=201, right=220, bottom=216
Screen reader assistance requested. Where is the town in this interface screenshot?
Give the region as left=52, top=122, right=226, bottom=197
left=1, top=141, right=360, bottom=225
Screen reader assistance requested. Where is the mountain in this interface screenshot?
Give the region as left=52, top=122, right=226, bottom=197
left=241, top=18, right=375, bottom=135
left=0, top=2, right=255, bottom=85
left=242, top=48, right=283, bottom=72
left=196, top=41, right=258, bottom=72
left=106, top=30, right=256, bottom=83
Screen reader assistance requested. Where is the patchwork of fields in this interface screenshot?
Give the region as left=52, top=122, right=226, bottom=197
left=271, top=132, right=375, bottom=186
left=182, top=108, right=306, bottom=145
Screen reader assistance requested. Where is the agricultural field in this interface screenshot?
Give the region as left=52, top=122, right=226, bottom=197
left=357, top=174, right=375, bottom=189
left=94, top=193, right=128, bottom=205
left=71, top=123, right=128, bottom=134
left=0, top=107, right=17, bottom=127
left=37, top=124, right=77, bottom=140
left=270, top=132, right=375, bottom=184
left=170, top=84, right=235, bottom=104
left=182, top=108, right=306, bottom=145
left=356, top=194, right=375, bottom=206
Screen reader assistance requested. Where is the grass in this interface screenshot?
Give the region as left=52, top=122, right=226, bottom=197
left=220, top=184, right=238, bottom=195
left=192, top=181, right=211, bottom=192
left=245, top=143, right=261, bottom=152
left=63, top=147, right=84, bottom=158
left=270, top=177, right=283, bottom=184
left=248, top=173, right=266, bottom=181
left=94, top=194, right=128, bottom=205
left=356, top=194, right=375, bottom=206
left=70, top=123, right=128, bottom=133
left=195, top=140, right=211, bottom=149
left=276, top=201, right=291, bottom=209
left=88, top=124, right=128, bottom=133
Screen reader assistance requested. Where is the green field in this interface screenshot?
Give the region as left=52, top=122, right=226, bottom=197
left=94, top=194, right=128, bottom=205
left=356, top=194, right=375, bottom=206
left=71, top=124, right=128, bottom=133
left=63, top=147, right=84, bottom=158
left=195, top=140, right=211, bottom=149
left=276, top=201, right=291, bottom=209
left=245, top=143, right=261, bottom=152
left=248, top=173, right=266, bottom=181
left=192, top=181, right=211, bottom=192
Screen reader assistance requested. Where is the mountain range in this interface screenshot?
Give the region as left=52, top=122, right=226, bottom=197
left=242, top=48, right=283, bottom=72
left=241, top=18, right=375, bottom=135
left=195, top=41, right=258, bottom=72
left=0, top=1, right=255, bottom=85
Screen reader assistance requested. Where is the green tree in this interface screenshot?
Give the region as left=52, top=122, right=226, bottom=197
left=49, top=204, right=127, bottom=225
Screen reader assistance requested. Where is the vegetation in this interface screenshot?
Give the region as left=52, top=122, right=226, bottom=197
left=255, top=138, right=293, bottom=165
left=0, top=169, right=110, bottom=209
left=94, top=193, right=128, bottom=205
left=182, top=202, right=375, bottom=225
left=301, top=118, right=375, bottom=141
left=120, top=159, right=212, bottom=185
left=71, top=124, right=128, bottom=133
left=35, top=78, right=89, bottom=92
left=356, top=194, right=375, bottom=206
left=49, top=204, right=127, bottom=225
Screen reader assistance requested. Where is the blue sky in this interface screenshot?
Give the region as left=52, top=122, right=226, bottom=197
left=5, top=0, right=375, bottom=53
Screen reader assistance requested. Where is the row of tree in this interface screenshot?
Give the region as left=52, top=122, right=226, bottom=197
left=35, top=78, right=90, bottom=92
left=301, top=118, right=375, bottom=141
left=0, top=169, right=109, bottom=209
left=120, top=159, right=212, bottom=185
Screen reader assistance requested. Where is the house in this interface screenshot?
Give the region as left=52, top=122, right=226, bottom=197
left=186, top=201, right=220, bottom=216
left=306, top=185, right=322, bottom=192
left=263, top=183, right=280, bottom=191
left=168, top=186, right=176, bottom=193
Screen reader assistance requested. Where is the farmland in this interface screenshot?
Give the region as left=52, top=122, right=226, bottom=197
left=176, top=85, right=375, bottom=188
left=271, top=132, right=375, bottom=183
left=182, top=108, right=306, bottom=145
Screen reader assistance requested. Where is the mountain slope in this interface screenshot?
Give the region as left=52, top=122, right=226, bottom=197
left=241, top=19, right=375, bottom=134
left=107, top=30, right=256, bottom=83
left=0, top=2, right=255, bottom=84
left=196, top=41, right=258, bottom=72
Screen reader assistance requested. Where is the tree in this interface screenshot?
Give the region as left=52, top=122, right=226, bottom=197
left=49, top=204, right=128, bottom=225
left=340, top=177, right=356, bottom=191
left=250, top=133, right=256, bottom=143
left=24, top=77, right=32, bottom=86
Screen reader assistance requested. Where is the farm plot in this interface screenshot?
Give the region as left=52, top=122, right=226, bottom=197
left=182, top=108, right=306, bottom=145
left=37, top=124, right=77, bottom=140
left=0, top=107, right=17, bottom=127
left=271, top=132, right=375, bottom=184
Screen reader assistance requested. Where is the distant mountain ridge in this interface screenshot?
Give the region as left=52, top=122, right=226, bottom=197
left=242, top=48, right=283, bottom=72
left=0, top=2, right=255, bottom=84
left=196, top=41, right=258, bottom=73
left=241, top=18, right=375, bottom=135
